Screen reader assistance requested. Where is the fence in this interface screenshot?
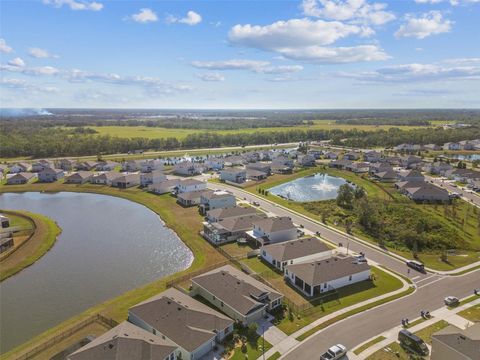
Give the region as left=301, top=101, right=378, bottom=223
left=13, top=314, right=118, bottom=360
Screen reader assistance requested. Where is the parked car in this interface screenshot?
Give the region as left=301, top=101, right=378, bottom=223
left=398, top=329, right=429, bottom=356
left=252, top=201, right=260, bottom=206
left=444, top=296, right=459, bottom=306
left=406, top=260, right=425, bottom=273
left=320, top=344, right=347, bottom=360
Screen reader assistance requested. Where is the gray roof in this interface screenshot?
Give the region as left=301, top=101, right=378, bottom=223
left=263, top=237, right=330, bottom=262
left=8, top=172, right=36, bottom=180
left=68, top=321, right=177, bottom=360
left=92, top=171, right=121, bottom=181
left=221, top=167, right=246, bottom=175
left=247, top=169, right=268, bottom=177
left=375, top=169, right=398, bottom=179
left=114, top=173, right=140, bottom=182
left=192, top=265, right=282, bottom=317
left=432, top=323, right=480, bottom=360
left=129, top=288, right=233, bottom=353
left=65, top=171, right=94, bottom=180
left=405, top=184, right=449, bottom=198
left=253, top=216, right=295, bottom=233
left=214, top=214, right=267, bottom=232
left=201, top=190, right=234, bottom=200
left=180, top=179, right=205, bottom=186
left=178, top=189, right=212, bottom=201
left=286, top=254, right=370, bottom=286
left=207, top=206, right=257, bottom=220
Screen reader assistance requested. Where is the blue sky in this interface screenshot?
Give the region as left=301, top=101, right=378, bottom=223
left=0, top=0, right=479, bottom=108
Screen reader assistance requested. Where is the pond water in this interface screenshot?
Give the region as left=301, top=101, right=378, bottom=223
left=0, top=192, right=193, bottom=352
left=269, top=173, right=349, bottom=202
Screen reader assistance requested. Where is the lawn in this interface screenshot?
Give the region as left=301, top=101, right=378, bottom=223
left=0, top=182, right=226, bottom=360
left=353, top=336, right=386, bottom=355
left=458, top=303, right=480, bottom=322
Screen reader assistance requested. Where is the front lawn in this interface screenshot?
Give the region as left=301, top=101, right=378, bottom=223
left=458, top=303, right=480, bottom=322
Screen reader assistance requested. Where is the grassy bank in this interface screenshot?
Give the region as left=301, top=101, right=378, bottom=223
left=0, top=182, right=225, bottom=359
left=0, top=210, right=61, bottom=281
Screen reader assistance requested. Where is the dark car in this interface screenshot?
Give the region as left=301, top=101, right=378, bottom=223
left=406, top=260, right=425, bottom=273
left=398, top=330, right=429, bottom=356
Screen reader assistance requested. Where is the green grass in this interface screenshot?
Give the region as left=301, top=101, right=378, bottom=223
left=267, top=351, right=281, bottom=360
left=0, top=182, right=226, bottom=360
left=353, top=336, right=386, bottom=355
left=0, top=211, right=61, bottom=281
left=458, top=303, right=480, bottom=322
left=230, top=339, right=272, bottom=360
left=414, top=320, right=450, bottom=344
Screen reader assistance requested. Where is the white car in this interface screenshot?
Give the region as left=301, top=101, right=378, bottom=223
left=320, top=344, right=347, bottom=360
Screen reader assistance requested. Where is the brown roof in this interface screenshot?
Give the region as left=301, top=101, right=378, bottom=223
left=68, top=321, right=177, bottom=360
left=286, top=254, right=370, bottom=286
left=192, top=265, right=282, bottom=317
left=263, top=237, right=330, bottom=262
left=129, top=288, right=233, bottom=353
left=253, top=217, right=295, bottom=233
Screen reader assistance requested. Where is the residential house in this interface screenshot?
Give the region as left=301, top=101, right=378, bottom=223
left=91, top=171, right=121, bottom=186
left=95, top=160, right=118, bottom=171
left=140, top=170, right=166, bottom=187
left=423, top=144, right=442, bottom=151
left=271, top=163, right=293, bottom=174
left=372, top=169, right=398, bottom=182
left=68, top=321, right=178, bottom=360
left=246, top=162, right=271, bottom=176
left=199, top=190, right=236, bottom=214
left=343, top=152, right=361, bottom=161
left=0, top=236, right=14, bottom=254
left=243, top=152, right=260, bottom=163
left=76, top=161, right=99, bottom=171
left=297, top=154, right=316, bottom=167
left=177, top=189, right=212, bottom=207
left=204, top=157, right=224, bottom=171
left=394, top=143, right=416, bottom=152
left=206, top=206, right=257, bottom=223
left=9, top=162, right=31, bottom=173
left=56, top=159, right=78, bottom=171
left=141, top=159, right=164, bottom=173
left=369, top=163, right=393, bottom=175
left=400, top=155, right=422, bottom=169
left=246, top=169, right=268, bottom=181
left=272, top=155, right=294, bottom=170
left=329, top=159, right=352, bottom=170
left=173, top=161, right=204, bottom=176
left=6, top=172, right=37, bottom=185
left=220, top=168, right=247, bottom=184
left=285, top=254, right=371, bottom=297
left=399, top=170, right=425, bottom=182
left=307, top=150, right=323, bottom=159
left=32, top=159, right=54, bottom=172
left=177, top=179, right=206, bottom=194
left=64, top=171, right=94, bottom=184
left=1, top=215, right=10, bottom=228
left=401, top=183, right=450, bottom=202
left=191, top=265, right=283, bottom=325
left=363, top=151, right=382, bottom=163
left=202, top=214, right=267, bottom=245
left=261, top=237, right=331, bottom=271
left=443, top=142, right=461, bottom=151
left=111, top=173, right=140, bottom=188
left=445, top=169, right=480, bottom=183
left=128, top=288, right=234, bottom=360
left=38, top=168, right=64, bottom=183
left=148, top=179, right=180, bottom=195
left=324, top=152, right=339, bottom=160
left=223, top=155, right=245, bottom=167
left=247, top=216, right=298, bottom=245
left=431, top=323, right=480, bottom=360
left=345, top=162, right=369, bottom=173
left=122, top=160, right=142, bottom=172
left=423, top=162, right=453, bottom=175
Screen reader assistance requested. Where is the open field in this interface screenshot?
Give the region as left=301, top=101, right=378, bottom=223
left=86, top=120, right=429, bottom=140
left=0, top=210, right=61, bottom=281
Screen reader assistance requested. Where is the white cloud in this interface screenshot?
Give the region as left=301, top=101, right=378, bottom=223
left=395, top=11, right=452, bottom=39
left=43, top=0, right=103, bottom=11
left=443, top=58, right=480, bottom=65
left=191, top=59, right=304, bottom=74
left=1, top=64, right=59, bottom=75
left=228, top=18, right=388, bottom=64
left=337, top=62, right=480, bottom=82
left=197, top=72, right=226, bottom=82
left=0, top=39, right=13, bottom=53
left=0, top=78, right=59, bottom=93
left=7, top=58, right=25, bottom=67
left=301, top=0, right=395, bottom=25
left=28, top=47, right=59, bottom=58
left=131, top=8, right=158, bottom=23
left=166, top=11, right=202, bottom=26
left=415, top=0, right=479, bottom=5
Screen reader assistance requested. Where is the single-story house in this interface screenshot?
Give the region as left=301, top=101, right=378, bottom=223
left=128, top=288, right=234, bottom=360
left=369, top=163, right=393, bottom=175
left=148, top=179, right=180, bottom=195
left=68, top=321, right=178, bottom=360
left=173, top=161, right=204, bottom=176
left=140, top=170, right=166, bottom=187
left=246, top=163, right=271, bottom=176
left=95, top=160, right=118, bottom=171
left=345, top=162, right=369, bottom=173
left=399, top=170, right=424, bottom=182
left=271, top=164, right=293, bottom=174
left=191, top=265, right=283, bottom=325
left=141, top=159, right=164, bottom=173
left=9, top=162, right=31, bottom=173
left=111, top=173, right=140, bottom=188
left=122, top=160, right=142, bottom=172
left=76, top=161, right=98, bottom=171
left=6, top=172, right=37, bottom=185
left=372, top=169, right=398, bottom=182
left=329, top=159, right=352, bottom=170
left=297, top=154, right=316, bottom=167
left=285, top=254, right=371, bottom=297
left=343, top=152, right=361, bottom=161
left=32, top=159, right=54, bottom=172
left=202, top=214, right=267, bottom=245
left=1, top=214, right=10, bottom=228
left=400, top=156, right=422, bottom=168
left=403, top=184, right=450, bottom=202
left=261, top=237, right=332, bottom=271
left=223, top=156, right=246, bottom=167
left=363, top=151, right=382, bottom=163
left=430, top=322, right=480, bottom=360
left=272, top=155, right=294, bottom=169
left=443, top=142, right=461, bottom=151
left=90, top=171, right=121, bottom=186
left=204, top=157, right=225, bottom=171
left=199, top=190, right=236, bottom=214
left=206, top=206, right=258, bottom=223
left=246, top=169, right=268, bottom=181
left=0, top=237, right=14, bottom=254
left=64, top=171, right=94, bottom=184
left=423, top=162, right=453, bottom=175
left=177, top=179, right=206, bottom=194
left=38, top=168, right=64, bottom=183
left=247, top=216, right=298, bottom=245
left=324, top=152, right=339, bottom=160
left=177, top=189, right=212, bottom=207
left=220, top=168, right=247, bottom=184
left=56, top=159, right=78, bottom=171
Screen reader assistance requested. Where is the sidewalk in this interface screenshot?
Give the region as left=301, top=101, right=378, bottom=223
left=220, top=183, right=480, bottom=276
left=358, top=296, right=480, bottom=359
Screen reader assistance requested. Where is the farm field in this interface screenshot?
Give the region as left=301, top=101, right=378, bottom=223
left=86, top=120, right=430, bottom=139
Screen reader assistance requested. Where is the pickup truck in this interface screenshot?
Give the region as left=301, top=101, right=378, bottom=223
left=320, top=344, right=347, bottom=360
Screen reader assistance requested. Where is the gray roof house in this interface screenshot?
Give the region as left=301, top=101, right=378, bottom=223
left=38, top=168, right=64, bottom=183
left=285, top=254, right=371, bottom=297
left=91, top=171, right=121, bottom=186
left=431, top=323, right=480, bottom=360
left=199, top=190, right=236, bottom=214
left=248, top=216, right=298, bottom=245
left=128, top=288, right=233, bottom=360
left=177, top=189, right=212, bottom=207
left=261, top=237, right=332, bottom=271
left=220, top=168, right=247, bottom=184
left=68, top=321, right=178, bottom=360
left=372, top=169, right=398, bottom=182
left=64, top=171, right=94, bottom=184
left=7, top=172, right=37, bottom=185
left=191, top=265, right=283, bottom=325
left=206, top=206, right=258, bottom=223
left=403, top=184, right=450, bottom=202
left=111, top=173, right=141, bottom=188
left=202, top=213, right=267, bottom=245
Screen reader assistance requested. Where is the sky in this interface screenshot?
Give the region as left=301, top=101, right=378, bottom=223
left=0, top=0, right=479, bottom=109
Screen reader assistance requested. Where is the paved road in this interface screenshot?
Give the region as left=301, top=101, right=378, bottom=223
left=426, top=175, right=480, bottom=208
left=207, top=182, right=434, bottom=284
left=282, top=269, right=480, bottom=360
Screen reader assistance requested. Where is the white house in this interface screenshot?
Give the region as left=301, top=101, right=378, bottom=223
left=6, top=172, right=37, bottom=185
left=128, top=288, right=233, bottom=360
left=206, top=206, right=258, bottom=223
left=443, top=142, right=461, bottom=151
left=220, top=168, right=247, bottom=184
left=64, top=171, right=94, bottom=184
left=285, top=254, right=371, bottom=297
left=247, top=216, right=298, bottom=245
left=261, top=237, right=332, bottom=271
left=141, top=159, right=164, bottom=173
left=9, top=162, right=31, bottom=173
left=32, top=159, right=54, bottom=172
left=91, top=171, right=121, bottom=186
left=177, top=179, right=207, bottom=193
left=199, top=190, right=236, bottom=214
left=140, top=170, right=166, bottom=187
left=204, top=157, right=225, bottom=171
left=173, top=161, right=205, bottom=176
left=38, top=168, right=64, bottom=182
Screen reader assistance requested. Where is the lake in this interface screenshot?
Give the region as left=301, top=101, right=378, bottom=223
left=0, top=192, right=193, bottom=352
left=269, top=173, right=349, bottom=202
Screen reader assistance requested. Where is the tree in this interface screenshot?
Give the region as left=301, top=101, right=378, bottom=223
left=336, top=184, right=355, bottom=209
